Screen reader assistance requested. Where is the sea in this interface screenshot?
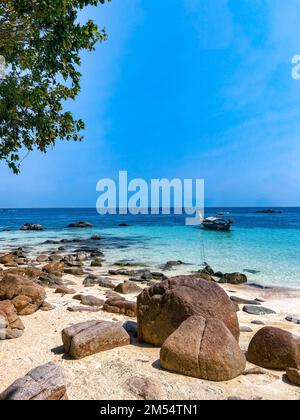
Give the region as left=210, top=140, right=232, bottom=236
left=0, top=207, right=299, bottom=289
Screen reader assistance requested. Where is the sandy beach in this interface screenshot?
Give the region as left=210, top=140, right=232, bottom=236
left=1, top=246, right=300, bottom=401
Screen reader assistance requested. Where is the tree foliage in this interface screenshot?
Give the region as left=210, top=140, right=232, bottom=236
left=0, top=0, right=110, bottom=173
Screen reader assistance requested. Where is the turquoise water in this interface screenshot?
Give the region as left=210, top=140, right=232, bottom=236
left=0, top=208, right=300, bottom=289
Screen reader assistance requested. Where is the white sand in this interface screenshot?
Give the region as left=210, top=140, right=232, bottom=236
left=1, top=263, right=300, bottom=400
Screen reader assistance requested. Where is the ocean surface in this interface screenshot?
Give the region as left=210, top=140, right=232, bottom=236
left=0, top=207, right=300, bottom=289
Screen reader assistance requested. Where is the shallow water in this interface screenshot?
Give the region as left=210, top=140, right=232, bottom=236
left=0, top=207, right=299, bottom=289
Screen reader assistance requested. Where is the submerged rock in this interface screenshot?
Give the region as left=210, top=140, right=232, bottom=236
left=62, top=320, right=130, bottom=359
left=0, top=362, right=68, bottom=400
left=20, top=223, right=43, bottom=231
left=160, top=316, right=246, bottom=382
left=137, top=276, right=240, bottom=346
left=68, top=221, right=93, bottom=228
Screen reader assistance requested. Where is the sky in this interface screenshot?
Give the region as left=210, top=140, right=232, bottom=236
left=1, top=0, right=300, bottom=207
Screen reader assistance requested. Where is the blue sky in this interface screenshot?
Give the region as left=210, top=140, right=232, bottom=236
left=1, top=0, right=300, bottom=207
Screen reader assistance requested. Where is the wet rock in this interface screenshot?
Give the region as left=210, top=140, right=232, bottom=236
left=251, top=320, right=265, bottom=326
left=0, top=300, right=25, bottom=339
left=103, top=299, right=137, bottom=317
left=118, top=223, right=129, bottom=227
left=20, top=223, right=43, bottom=231
left=68, top=221, right=93, bottom=228
left=219, top=273, right=247, bottom=285
left=36, top=255, right=49, bottom=263
left=37, top=273, right=64, bottom=288
left=160, top=316, right=246, bottom=382
left=243, top=306, right=276, bottom=316
left=123, top=320, right=138, bottom=339
left=0, top=273, right=46, bottom=315
left=137, top=276, right=240, bottom=346
left=114, top=280, right=142, bottom=295
left=231, top=296, right=261, bottom=306
left=91, top=235, right=101, bottom=241
left=151, top=272, right=167, bottom=281
left=286, top=314, right=300, bottom=325
left=0, top=362, right=67, bottom=400
left=247, top=327, right=300, bottom=370
left=286, top=368, right=300, bottom=387
left=91, top=258, right=103, bottom=267
left=62, top=320, right=130, bottom=359
left=55, top=286, right=76, bottom=295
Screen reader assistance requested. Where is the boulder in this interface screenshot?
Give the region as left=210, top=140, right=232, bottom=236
left=62, top=320, right=130, bottom=359
left=43, top=262, right=64, bottom=276
left=114, top=280, right=142, bottom=295
left=0, top=254, right=16, bottom=264
left=160, top=316, right=246, bottom=382
left=0, top=362, right=67, bottom=400
left=64, top=267, right=84, bottom=276
left=219, top=273, right=247, bottom=285
left=103, top=299, right=137, bottom=317
left=36, top=255, right=49, bottom=263
left=243, top=306, right=276, bottom=316
left=0, top=300, right=25, bottom=339
left=90, top=258, right=103, bottom=267
left=98, top=278, right=115, bottom=289
left=68, top=221, right=93, bottom=228
left=247, top=327, right=300, bottom=370
left=20, top=223, right=44, bottom=231
left=286, top=368, right=300, bottom=387
left=55, top=286, right=76, bottom=295
left=73, top=295, right=104, bottom=307
left=0, top=274, right=46, bottom=315
left=137, top=276, right=240, bottom=346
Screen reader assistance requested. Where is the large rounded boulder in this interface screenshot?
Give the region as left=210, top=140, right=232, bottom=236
left=0, top=273, right=46, bottom=315
left=137, top=276, right=240, bottom=346
left=247, top=327, right=300, bottom=370
left=160, top=316, right=246, bottom=382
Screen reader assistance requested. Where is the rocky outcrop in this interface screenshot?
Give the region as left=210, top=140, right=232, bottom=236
left=62, top=320, right=130, bottom=359
left=20, top=223, right=43, bottom=231
left=0, top=274, right=46, bottom=315
left=219, top=273, right=247, bottom=285
left=0, top=300, right=25, bottom=339
left=103, top=298, right=137, bottom=317
left=0, top=362, right=68, bottom=400
left=137, top=276, right=240, bottom=346
left=68, top=221, right=93, bottom=228
left=247, top=327, right=300, bottom=370
left=114, top=280, right=142, bottom=295
left=160, top=316, right=246, bottom=382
